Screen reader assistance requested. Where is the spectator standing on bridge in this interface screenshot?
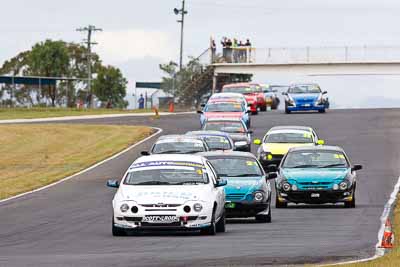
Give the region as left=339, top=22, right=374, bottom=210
left=225, top=38, right=233, bottom=63
left=232, top=38, right=239, bottom=62
left=238, top=40, right=245, bottom=62
left=221, top=37, right=227, bottom=59
left=138, top=94, right=145, bottom=109
left=244, top=39, right=252, bottom=63
left=245, top=39, right=252, bottom=47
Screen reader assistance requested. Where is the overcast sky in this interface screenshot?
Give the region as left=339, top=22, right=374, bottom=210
left=1, top=0, right=400, bottom=107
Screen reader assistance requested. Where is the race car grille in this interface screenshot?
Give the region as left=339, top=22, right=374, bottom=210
left=145, top=208, right=177, bottom=211
left=302, top=186, right=330, bottom=190
left=299, top=182, right=331, bottom=185
left=141, top=204, right=181, bottom=208
left=299, top=182, right=331, bottom=190
left=226, top=193, right=245, bottom=200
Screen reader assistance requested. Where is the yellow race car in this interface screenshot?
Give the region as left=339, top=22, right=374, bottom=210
left=254, top=126, right=324, bottom=169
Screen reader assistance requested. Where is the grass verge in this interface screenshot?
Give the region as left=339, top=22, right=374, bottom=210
left=0, top=107, right=155, bottom=120
left=0, top=124, right=153, bottom=199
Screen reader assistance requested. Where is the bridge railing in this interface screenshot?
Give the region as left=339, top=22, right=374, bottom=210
left=217, top=46, right=400, bottom=64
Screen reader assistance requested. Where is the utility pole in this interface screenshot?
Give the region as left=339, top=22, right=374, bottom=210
left=76, top=25, right=102, bottom=108
left=174, top=0, right=187, bottom=71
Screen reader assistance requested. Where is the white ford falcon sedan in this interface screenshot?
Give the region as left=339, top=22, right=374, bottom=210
left=107, top=154, right=227, bottom=236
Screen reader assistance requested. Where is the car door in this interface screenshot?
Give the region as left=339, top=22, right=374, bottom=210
left=205, top=161, right=225, bottom=218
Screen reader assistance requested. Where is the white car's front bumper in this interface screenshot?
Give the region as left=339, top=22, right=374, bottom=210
left=113, top=204, right=214, bottom=230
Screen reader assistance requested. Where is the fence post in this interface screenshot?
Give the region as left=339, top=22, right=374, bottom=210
left=306, top=47, right=310, bottom=63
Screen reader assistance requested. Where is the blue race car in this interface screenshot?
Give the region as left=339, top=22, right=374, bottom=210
left=272, top=146, right=362, bottom=208
left=200, top=151, right=277, bottom=222
left=282, top=83, right=328, bottom=113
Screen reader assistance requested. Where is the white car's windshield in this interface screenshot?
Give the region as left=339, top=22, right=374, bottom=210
left=265, top=132, right=313, bottom=144
left=125, top=167, right=208, bottom=185
left=152, top=141, right=206, bottom=154
left=283, top=151, right=349, bottom=168
left=209, top=157, right=263, bottom=177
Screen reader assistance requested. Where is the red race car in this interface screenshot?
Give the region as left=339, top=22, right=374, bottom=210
left=222, top=83, right=266, bottom=114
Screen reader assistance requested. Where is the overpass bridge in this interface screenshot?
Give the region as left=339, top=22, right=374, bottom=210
left=212, top=45, right=400, bottom=76
left=199, top=46, right=400, bottom=91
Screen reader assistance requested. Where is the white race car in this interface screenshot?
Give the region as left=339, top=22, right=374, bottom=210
left=107, top=154, right=227, bottom=236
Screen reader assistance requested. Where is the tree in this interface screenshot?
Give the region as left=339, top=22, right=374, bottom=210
left=28, top=40, right=70, bottom=106
left=159, top=61, right=178, bottom=95
left=160, top=58, right=208, bottom=106
left=0, top=40, right=104, bottom=107
left=92, top=65, right=128, bottom=108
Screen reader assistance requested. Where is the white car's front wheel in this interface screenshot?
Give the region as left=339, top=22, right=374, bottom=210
left=112, top=217, right=127, bottom=236
left=200, top=208, right=217, bottom=235
left=216, top=210, right=226, bottom=232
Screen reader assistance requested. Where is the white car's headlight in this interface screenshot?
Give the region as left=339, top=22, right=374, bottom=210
left=193, top=203, right=203, bottom=212
left=235, top=141, right=247, bottom=147
left=254, top=192, right=264, bottom=201
left=120, top=203, right=129, bottom=213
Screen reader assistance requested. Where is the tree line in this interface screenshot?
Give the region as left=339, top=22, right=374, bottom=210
left=0, top=40, right=128, bottom=108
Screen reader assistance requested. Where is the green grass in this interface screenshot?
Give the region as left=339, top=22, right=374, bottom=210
left=0, top=107, right=155, bottom=120
left=0, top=124, right=153, bottom=199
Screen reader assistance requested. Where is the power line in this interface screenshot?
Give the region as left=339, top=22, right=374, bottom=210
left=76, top=25, right=102, bottom=108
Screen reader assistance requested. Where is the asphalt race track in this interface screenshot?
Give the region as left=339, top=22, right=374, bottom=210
left=0, top=109, right=399, bottom=267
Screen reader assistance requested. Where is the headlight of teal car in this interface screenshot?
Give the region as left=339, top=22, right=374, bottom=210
left=254, top=191, right=264, bottom=201
left=282, top=182, right=291, bottom=192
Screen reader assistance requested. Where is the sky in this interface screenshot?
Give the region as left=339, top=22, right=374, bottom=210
left=1, top=0, right=400, bottom=108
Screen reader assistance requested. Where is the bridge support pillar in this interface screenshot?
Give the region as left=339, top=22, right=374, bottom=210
left=212, top=74, right=217, bottom=94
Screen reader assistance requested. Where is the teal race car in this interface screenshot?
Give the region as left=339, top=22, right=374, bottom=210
left=272, top=146, right=362, bottom=208
left=200, top=151, right=277, bottom=222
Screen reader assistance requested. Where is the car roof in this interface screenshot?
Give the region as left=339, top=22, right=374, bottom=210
left=210, top=93, right=245, bottom=98
left=207, top=99, right=243, bottom=104
left=186, top=131, right=232, bottom=138
left=267, top=129, right=311, bottom=135
left=198, top=151, right=256, bottom=158
left=288, top=145, right=344, bottom=153
left=222, top=82, right=260, bottom=88
left=289, top=83, right=320, bottom=87
left=269, top=125, right=313, bottom=132
left=156, top=135, right=203, bottom=142
left=133, top=154, right=206, bottom=165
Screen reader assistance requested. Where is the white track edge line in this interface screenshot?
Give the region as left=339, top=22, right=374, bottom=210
left=0, top=127, right=163, bottom=204
left=321, top=175, right=400, bottom=266
left=0, top=111, right=195, bottom=124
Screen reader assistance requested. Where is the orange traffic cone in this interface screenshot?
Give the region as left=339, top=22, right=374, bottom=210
left=380, top=218, right=394, bottom=248
left=153, top=107, right=159, bottom=116
left=169, top=102, right=174, bottom=113
left=152, top=106, right=160, bottom=119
